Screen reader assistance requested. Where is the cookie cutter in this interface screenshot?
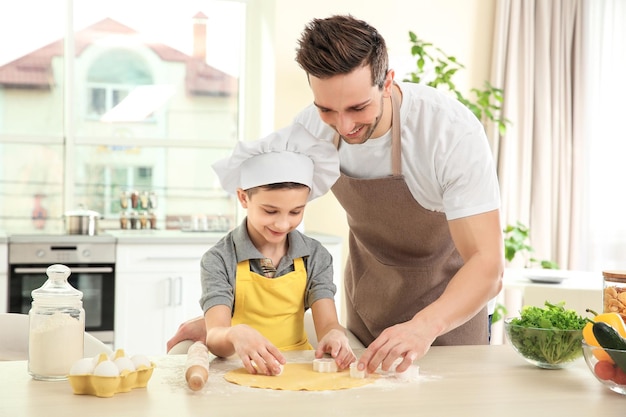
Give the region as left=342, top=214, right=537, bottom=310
left=349, top=362, right=365, bottom=379
left=312, top=358, right=337, bottom=373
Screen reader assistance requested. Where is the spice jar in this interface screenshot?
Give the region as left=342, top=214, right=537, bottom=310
left=120, top=211, right=128, bottom=229
left=130, top=190, right=139, bottom=209
left=139, top=211, right=148, bottom=229
left=28, top=264, right=85, bottom=381
left=140, top=191, right=149, bottom=210
left=148, top=211, right=157, bottom=229
left=119, top=190, right=129, bottom=209
left=602, top=270, right=626, bottom=322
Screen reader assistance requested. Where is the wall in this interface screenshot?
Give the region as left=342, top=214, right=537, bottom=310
left=266, top=0, right=497, bottom=268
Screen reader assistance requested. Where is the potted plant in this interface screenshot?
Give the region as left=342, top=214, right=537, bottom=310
left=503, top=221, right=559, bottom=269
left=403, top=31, right=509, bottom=135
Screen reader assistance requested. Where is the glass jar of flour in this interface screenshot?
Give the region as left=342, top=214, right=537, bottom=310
left=28, top=264, right=85, bottom=380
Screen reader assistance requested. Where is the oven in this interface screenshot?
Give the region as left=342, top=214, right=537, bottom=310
left=8, top=235, right=116, bottom=347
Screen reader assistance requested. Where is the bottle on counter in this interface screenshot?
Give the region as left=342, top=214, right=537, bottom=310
left=602, top=270, right=626, bottom=322
left=28, top=264, right=85, bottom=381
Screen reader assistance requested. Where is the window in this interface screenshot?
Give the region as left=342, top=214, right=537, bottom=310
left=86, top=49, right=152, bottom=119
left=581, top=0, right=626, bottom=271
left=0, top=0, right=249, bottom=234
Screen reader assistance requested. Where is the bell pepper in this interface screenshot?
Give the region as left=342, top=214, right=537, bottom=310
left=584, top=310, right=626, bottom=363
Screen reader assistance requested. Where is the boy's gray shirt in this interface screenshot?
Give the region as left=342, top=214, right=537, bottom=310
left=199, top=218, right=337, bottom=314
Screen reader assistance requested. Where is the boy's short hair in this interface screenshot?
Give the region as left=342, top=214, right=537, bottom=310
left=245, top=182, right=309, bottom=197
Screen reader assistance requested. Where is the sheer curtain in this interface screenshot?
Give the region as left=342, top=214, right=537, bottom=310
left=489, top=0, right=585, bottom=269
left=582, top=0, right=626, bottom=271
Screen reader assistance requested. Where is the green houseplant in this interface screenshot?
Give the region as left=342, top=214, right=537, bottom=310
left=403, top=31, right=509, bottom=135
left=503, top=222, right=559, bottom=269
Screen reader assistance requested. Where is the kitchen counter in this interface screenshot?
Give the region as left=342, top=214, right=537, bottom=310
left=504, top=268, right=603, bottom=315
left=106, top=229, right=225, bottom=244
left=0, top=345, right=623, bottom=417
left=106, top=229, right=342, bottom=245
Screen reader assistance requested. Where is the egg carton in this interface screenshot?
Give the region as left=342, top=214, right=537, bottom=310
left=68, top=349, right=155, bottom=398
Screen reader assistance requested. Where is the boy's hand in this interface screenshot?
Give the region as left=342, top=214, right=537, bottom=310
left=314, top=328, right=356, bottom=370
left=229, top=325, right=286, bottom=375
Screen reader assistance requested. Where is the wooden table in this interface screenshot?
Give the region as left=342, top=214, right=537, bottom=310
left=0, top=345, right=623, bottom=417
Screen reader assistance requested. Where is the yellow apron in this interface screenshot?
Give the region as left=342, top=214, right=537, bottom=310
left=231, top=257, right=313, bottom=350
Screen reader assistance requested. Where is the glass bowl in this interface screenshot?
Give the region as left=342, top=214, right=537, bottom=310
left=504, top=318, right=583, bottom=369
left=582, top=340, right=626, bottom=395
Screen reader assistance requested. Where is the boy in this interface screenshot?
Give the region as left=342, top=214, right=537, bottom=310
left=199, top=122, right=355, bottom=376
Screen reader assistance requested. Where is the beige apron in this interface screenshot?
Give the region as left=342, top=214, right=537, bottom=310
left=231, top=258, right=313, bottom=351
left=331, top=85, right=488, bottom=346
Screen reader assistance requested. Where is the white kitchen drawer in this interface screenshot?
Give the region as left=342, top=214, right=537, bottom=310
left=116, top=243, right=211, bottom=272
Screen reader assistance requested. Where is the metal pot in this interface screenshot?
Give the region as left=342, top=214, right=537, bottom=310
left=63, top=207, right=102, bottom=235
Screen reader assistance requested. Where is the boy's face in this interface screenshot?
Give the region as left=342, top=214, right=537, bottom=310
left=237, top=187, right=309, bottom=246
left=309, top=65, right=394, bottom=145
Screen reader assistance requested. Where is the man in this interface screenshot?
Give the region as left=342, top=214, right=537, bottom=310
left=168, top=15, right=504, bottom=375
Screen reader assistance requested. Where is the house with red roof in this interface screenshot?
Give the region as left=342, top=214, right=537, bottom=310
left=0, top=13, right=240, bottom=231
left=0, top=12, right=238, bottom=141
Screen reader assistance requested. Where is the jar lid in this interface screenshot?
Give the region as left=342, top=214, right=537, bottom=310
left=603, top=270, right=626, bottom=283
left=32, top=264, right=83, bottom=304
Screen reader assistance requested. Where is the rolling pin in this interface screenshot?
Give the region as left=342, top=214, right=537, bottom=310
left=185, top=341, right=210, bottom=391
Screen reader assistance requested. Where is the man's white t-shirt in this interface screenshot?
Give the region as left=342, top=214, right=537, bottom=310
left=294, top=81, right=501, bottom=219
left=293, top=81, right=501, bottom=313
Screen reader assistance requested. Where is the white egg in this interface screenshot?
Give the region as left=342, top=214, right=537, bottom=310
left=69, top=358, right=95, bottom=375
left=114, top=356, right=136, bottom=372
left=130, top=354, right=151, bottom=369
left=93, top=360, right=120, bottom=377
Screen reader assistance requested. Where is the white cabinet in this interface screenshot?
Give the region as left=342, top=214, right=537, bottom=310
left=115, top=243, right=210, bottom=355
left=113, top=232, right=343, bottom=355
left=0, top=240, right=7, bottom=313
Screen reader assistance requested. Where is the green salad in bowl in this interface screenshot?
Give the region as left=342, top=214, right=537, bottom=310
left=504, top=302, right=587, bottom=369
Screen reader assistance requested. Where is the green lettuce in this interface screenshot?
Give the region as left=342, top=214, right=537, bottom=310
left=507, top=302, right=587, bottom=364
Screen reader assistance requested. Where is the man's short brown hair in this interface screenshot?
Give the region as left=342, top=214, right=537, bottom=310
left=295, top=15, right=389, bottom=89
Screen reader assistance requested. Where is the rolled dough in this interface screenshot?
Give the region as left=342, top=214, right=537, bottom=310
left=224, top=363, right=377, bottom=391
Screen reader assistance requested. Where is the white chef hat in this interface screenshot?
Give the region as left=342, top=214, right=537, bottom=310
left=212, top=122, right=340, bottom=201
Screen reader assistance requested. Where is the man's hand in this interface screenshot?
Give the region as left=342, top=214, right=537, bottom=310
left=357, top=321, right=432, bottom=374
left=166, top=316, right=206, bottom=352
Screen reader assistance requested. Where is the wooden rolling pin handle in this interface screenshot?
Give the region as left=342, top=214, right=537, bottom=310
left=185, top=366, right=209, bottom=391
left=185, top=341, right=210, bottom=391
